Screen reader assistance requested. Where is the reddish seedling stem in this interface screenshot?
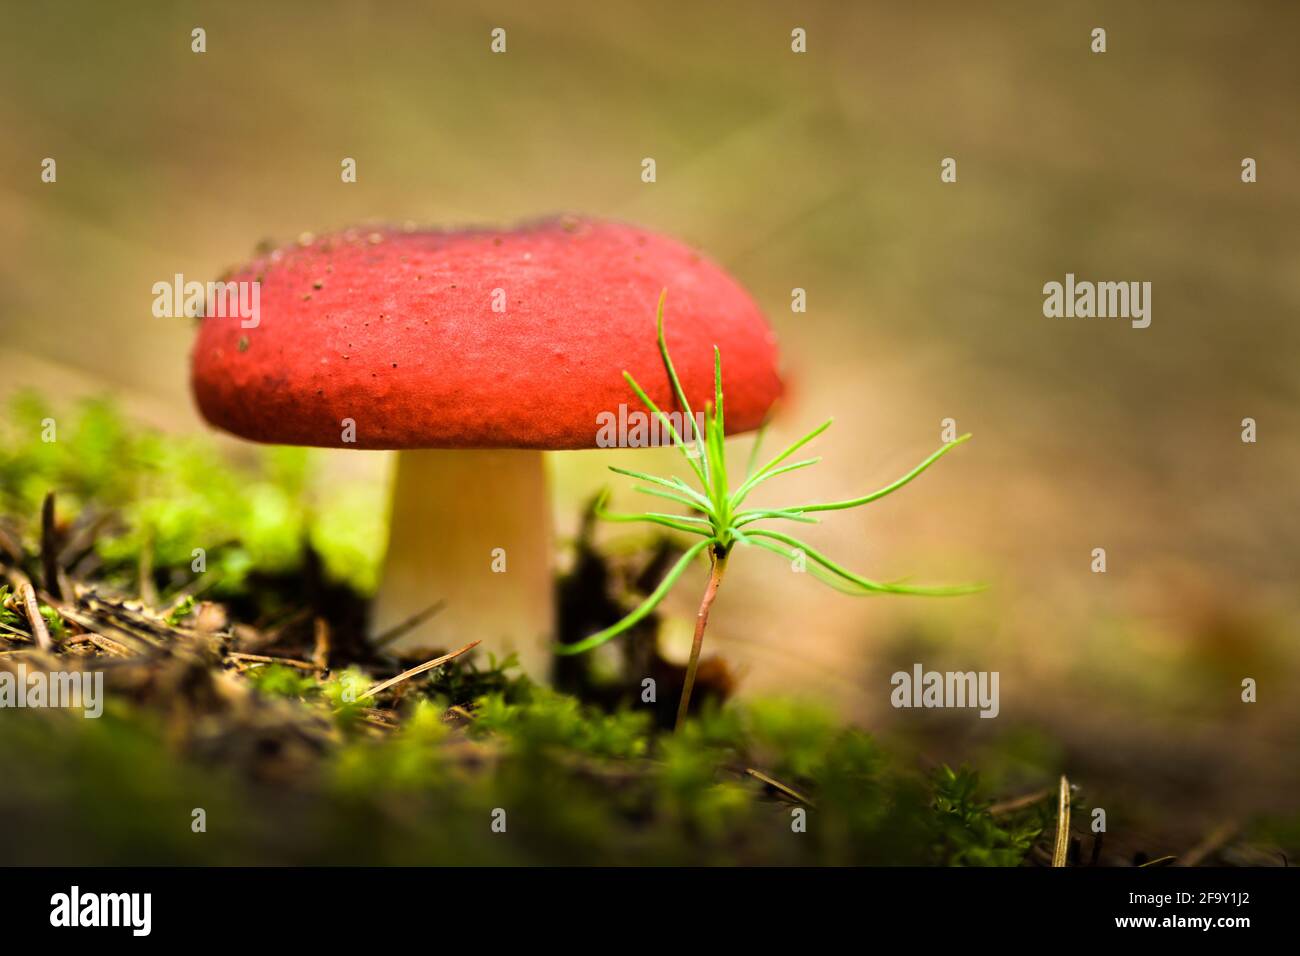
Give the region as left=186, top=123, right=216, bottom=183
left=675, top=548, right=729, bottom=732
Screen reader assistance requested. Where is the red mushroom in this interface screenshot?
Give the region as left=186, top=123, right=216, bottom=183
left=191, top=217, right=782, bottom=677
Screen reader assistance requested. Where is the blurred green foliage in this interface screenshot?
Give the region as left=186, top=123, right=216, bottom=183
left=0, top=392, right=381, bottom=593
left=244, top=662, right=322, bottom=700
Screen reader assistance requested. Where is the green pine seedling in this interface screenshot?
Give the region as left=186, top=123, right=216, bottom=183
left=555, top=291, right=982, bottom=730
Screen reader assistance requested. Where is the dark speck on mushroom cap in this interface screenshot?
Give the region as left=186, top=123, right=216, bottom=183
left=190, top=216, right=783, bottom=450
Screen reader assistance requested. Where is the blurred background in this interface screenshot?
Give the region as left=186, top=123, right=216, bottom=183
left=2, top=1, right=1298, bottom=849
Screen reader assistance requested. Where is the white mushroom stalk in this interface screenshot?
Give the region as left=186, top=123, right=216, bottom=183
left=372, top=449, right=554, bottom=679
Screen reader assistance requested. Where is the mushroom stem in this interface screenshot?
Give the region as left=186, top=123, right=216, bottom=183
left=372, top=449, right=555, bottom=680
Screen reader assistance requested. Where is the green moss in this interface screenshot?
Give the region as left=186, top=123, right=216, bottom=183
left=0, top=393, right=381, bottom=595
left=245, top=663, right=321, bottom=700
left=472, top=687, right=651, bottom=759
left=0, top=652, right=1058, bottom=865
left=930, top=766, right=1046, bottom=866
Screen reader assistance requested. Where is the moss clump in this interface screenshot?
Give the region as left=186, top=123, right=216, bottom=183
left=0, top=392, right=382, bottom=597
left=0, top=663, right=1047, bottom=865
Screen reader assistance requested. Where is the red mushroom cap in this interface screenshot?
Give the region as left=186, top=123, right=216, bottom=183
left=191, top=217, right=783, bottom=450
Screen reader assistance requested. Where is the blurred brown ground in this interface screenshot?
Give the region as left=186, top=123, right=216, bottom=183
left=2, top=1, right=1297, bottom=837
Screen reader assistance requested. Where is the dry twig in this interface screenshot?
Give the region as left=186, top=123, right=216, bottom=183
left=41, top=492, right=64, bottom=599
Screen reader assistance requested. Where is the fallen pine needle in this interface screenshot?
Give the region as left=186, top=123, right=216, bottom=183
left=1180, top=820, right=1238, bottom=867
left=371, top=599, right=447, bottom=650
left=990, top=786, right=1052, bottom=816
left=227, top=652, right=318, bottom=671
left=745, top=768, right=816, bottom=807
left=13, top=574, right=53, bottom=651
left=1051, top=773, right=1071, bottom=867
left=67, top=632, right=134, bottom=657
left=359, top=641, right=479, bottom=700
